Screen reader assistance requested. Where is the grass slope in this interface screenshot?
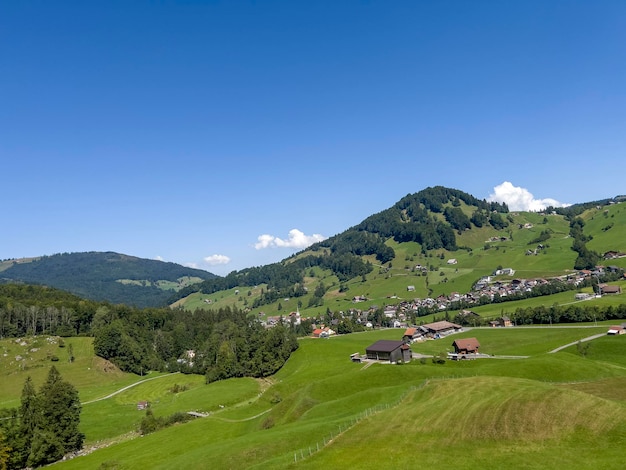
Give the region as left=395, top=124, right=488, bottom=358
left=14, top=325, right=620, bottom=469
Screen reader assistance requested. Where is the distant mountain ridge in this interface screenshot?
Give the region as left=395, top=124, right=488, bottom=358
left=0, top=251, right=217, bottom=308
left=1, top=187, right=623, bottom=311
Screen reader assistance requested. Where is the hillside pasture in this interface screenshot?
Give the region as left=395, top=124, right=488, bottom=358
left=44, top=325, right=626, bottom=469
left=0, top=336, right=141, bottom=408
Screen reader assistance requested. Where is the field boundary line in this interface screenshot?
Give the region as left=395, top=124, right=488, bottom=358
left=289, top=381, right=426, bottom=464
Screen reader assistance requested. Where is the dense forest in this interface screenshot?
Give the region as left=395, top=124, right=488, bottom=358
left=92, top=305, right=299, bottom=381
left=0, top=284, right=299, bottom=383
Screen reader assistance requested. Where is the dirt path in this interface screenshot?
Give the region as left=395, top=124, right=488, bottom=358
left=548, top=333, right=606, bottom=354
left=81, top=372, right=180, bottom=405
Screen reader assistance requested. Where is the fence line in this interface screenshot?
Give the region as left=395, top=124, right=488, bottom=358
left=290, top=382, right=425, bottom=464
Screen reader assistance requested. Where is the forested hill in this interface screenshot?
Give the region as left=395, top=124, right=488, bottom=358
left=169, top=186, right=624, bottom=313
left=0, top=252, right=217, bottom=308
left=169, top=186, right=511, bottom=303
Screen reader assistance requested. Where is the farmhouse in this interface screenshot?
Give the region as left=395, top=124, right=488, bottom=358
left=489, top=316, right=513, bottom=327
left=365, top=340, right=411, bottom=363
left=600, top=285, right=622, bottom=295
left=607, top=326, right=625, bottom=335
left=452, top=337, right=480, bottom=354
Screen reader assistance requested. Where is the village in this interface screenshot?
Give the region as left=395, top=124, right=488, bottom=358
left=263, top=261, right=624, bottom=337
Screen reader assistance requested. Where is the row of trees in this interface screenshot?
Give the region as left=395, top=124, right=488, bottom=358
left=569, top=217, right=601, bottom=270
left=0, top=367, right=83, bottom=469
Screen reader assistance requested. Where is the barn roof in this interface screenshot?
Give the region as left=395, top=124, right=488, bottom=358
left=423, top=320, right=462, bottom=332
left=452, top=338, right=480, bottom=350
left=365, top=340, right=405, bottom=353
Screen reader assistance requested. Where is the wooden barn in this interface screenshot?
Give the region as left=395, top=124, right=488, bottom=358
left=365, top=340, right=412, bottom=363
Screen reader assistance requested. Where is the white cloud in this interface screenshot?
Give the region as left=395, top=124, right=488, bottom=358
left=254, top=229, right=326, bottom=250
left=203, top=254, right=231, bottom=265
left=155, top=256, right=164, bottom=261
left=488, top=181, right=569, bottom=212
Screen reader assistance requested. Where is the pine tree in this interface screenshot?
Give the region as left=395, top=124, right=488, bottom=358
left=0, top=430, right=11, bottom=470
left=16, top=367, right=84, bottom=468
left=18, top=376, right=38, bottom=461
left=38, top=366, right=84, bottom=454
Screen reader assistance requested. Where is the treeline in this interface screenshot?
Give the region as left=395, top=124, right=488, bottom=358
left=0, top=367, right=83, bottom=469
left=0, top=284, right=299, bottom=384
left=509, top=302, right=626, bottom=325
left=0, top=284, right=102, bottom=337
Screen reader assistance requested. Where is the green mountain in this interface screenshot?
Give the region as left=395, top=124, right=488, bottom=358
left=172, top=186, right=626, bottom=317
left=0, top=251, right=217, bottom=308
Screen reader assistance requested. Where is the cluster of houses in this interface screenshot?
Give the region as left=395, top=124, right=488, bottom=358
left=361, top=320, right=483, bottom=364
left=258, top=263, right=622, bottom=336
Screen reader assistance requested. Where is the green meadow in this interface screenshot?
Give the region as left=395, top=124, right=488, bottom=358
left=3, top=321, right=625, bottom=469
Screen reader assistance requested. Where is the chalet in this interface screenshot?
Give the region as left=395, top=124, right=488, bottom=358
left=365, top=340, right=411, bottom=363
left=603, top=251, right=625, bottom=260
left=607, top=326, right=625, bottom=335
left=600, top=285, right=622, bottom=295
left=452, top=337, right=480, bottom=354
left=490, top=316, right=513, bottom=327
left=494, top=268, right=515, bottom=276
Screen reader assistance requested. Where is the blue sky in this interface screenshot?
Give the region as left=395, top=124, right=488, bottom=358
left=2, top=1, right=625, bottom=275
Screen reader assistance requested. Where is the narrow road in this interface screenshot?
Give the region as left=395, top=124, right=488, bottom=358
left=81, top=372, right=180, bottom=405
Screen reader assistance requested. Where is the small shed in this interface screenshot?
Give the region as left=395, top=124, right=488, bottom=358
left=365, top=340, right=411, bottom=363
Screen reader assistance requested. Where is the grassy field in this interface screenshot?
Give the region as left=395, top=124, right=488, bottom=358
left=0, top=336, right=143, bottom=408
left=2, top=321, right=623, bottom=469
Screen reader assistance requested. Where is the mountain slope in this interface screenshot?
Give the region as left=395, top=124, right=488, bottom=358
left=172, top=187, right=625, bottom=316
left=0, top=251, right=217, bottom=308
